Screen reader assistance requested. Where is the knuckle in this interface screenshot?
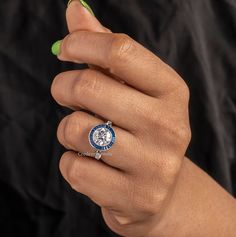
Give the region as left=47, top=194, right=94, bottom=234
left=109, top=33, right=135, bottom=65
left=180, top=81, right=190, bottom=101
left=164, top=123, right=192, bottom=156
left=174, top=124, right=192, bottom=146
left=175, top=79, right=190, bottom=102
left=160, top=156, right=182, bottom=184
left=162, top=119, right=191, bottom=152
left=138, top=101, right=160, bottom=130
left=186, top=127, right=192, bottom=144
left=72, top=69, right=100, bottom=103
left=63, top=113, right=79, bottom=149
left=131, top=98, right=158, bottom=132
left=62, top=33, right=78, bottom=58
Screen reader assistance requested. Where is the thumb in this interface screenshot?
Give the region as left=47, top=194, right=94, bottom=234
left=66, top=0, right=111, bottom=33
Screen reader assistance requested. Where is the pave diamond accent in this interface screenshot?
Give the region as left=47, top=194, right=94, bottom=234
left=93, top=127, right=112, bottom=147
left=95, top=151, right=102, bottom=160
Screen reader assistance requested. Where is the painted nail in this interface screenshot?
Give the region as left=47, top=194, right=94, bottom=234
left=51, top=40, right=62, bottom=56
left=67, top=0, right=73, bottom=7
left=80, top=0, right=95, bottom=16
left=67, top=0, right=95, bottom=16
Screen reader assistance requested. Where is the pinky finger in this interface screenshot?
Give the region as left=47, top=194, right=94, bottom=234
left=59, top=151, right=129, bottom=208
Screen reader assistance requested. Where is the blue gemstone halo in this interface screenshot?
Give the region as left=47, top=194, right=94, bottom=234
left=88, top=123, right=116, bottom=151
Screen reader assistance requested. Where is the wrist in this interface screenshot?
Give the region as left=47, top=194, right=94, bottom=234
left=147, top=158, right=236, bottom=237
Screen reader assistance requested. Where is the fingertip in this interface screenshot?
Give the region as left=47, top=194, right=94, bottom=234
left=66, top=0, right=109, bottom=33
left=51, top=40, right=62, bottom=56
left=67, top=0, right=94, bottom=16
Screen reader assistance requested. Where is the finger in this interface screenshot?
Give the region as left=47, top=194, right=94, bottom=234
left=66, top=0, right=114, bottom=82
left=66, top=0, right=110, bottom=33
left=60, top=151, right=129, bottom=209
left=51, top=69, right=154, bottom=131
left=66, top=1, right=124, bottom=83
left=58, top=31, right=184, bottom=97
left=57, top=111, right=140, bottom=172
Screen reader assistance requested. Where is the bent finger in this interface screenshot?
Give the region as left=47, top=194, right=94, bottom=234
left=57, top=111, right=139, bottom=172
left=58, top=31, right=184, bottom=98
left=60, top=151, right=129, bottom=208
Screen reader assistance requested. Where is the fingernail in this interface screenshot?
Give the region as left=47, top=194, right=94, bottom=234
left=51, top=40, right=62, bottom=56
left=67, top=0, right=73, bottom=7
left=67, top=0, right=95, bottom=16
left=80, top=0, right=95, bottom=16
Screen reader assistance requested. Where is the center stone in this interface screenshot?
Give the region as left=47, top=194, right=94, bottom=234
left=93, top=127, right=112, bottom=147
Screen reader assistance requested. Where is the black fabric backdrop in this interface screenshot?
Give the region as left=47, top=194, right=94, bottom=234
left=0, top=0, right=235, bottom=236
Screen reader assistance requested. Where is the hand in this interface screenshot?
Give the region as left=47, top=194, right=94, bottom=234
left=51, top=1, right=191, bottom=236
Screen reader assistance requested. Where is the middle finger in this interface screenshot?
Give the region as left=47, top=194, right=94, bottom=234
left=51, top=68, right=155, bottom=132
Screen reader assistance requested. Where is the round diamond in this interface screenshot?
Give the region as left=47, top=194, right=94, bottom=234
left=92, top=127, right=112, bottom=147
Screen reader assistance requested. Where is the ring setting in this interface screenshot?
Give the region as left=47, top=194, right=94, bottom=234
left=88, top=121, right=116, bottom=160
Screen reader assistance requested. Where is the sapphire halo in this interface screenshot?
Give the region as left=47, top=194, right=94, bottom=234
left=88, top=121, right=116, bottom=160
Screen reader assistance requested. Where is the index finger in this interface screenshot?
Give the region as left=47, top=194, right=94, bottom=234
left=57, top=31, right=184, bottom=97
left=66, top=0, right=111, bottom=33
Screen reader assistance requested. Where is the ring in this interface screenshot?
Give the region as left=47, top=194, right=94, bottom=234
left=88, top=121, right=116, bottom=160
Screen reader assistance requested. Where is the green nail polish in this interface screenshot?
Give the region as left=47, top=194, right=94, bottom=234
left=80, top=0, right=95, bottom=16
left=67, top=0, right=95, bottom=16
left=51, top=40, right=62, bottom=56
left=67, top=0, right=73, bottom=7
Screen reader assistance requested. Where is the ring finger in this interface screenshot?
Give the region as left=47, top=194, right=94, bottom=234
left=57, top=111, right=139, bottom=172
left=51, top=68, right=156, bottom=132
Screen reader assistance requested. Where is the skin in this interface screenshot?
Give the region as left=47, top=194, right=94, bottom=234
left=51, top=1, right=236, bottom=236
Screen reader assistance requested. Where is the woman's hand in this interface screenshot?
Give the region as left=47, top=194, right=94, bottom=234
left=51, top=2, right=236, bottom=236
left=51, top=1, right=191, bottom=236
